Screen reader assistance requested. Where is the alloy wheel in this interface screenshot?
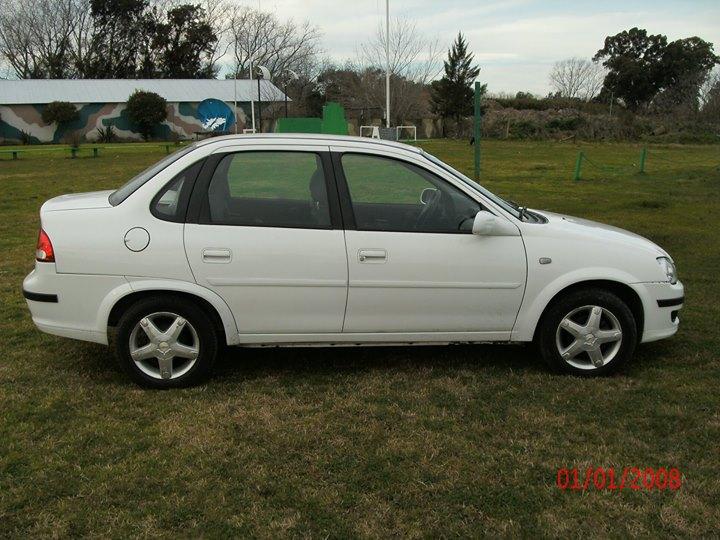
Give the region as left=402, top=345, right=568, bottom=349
left=128, top=311, right=200, bottom=380
left=555, top=305, right=623, bottom=370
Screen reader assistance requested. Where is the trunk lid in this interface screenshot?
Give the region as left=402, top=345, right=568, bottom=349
left=41, top=190, right=114, bottom=212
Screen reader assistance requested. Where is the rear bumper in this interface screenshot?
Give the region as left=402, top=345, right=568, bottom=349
left=631, top=281, right=684, bottom=343
left=23, top=263, right=127, bottom=345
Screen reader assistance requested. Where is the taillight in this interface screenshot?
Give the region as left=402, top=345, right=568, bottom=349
left=36, top=229, right=55, bottom=262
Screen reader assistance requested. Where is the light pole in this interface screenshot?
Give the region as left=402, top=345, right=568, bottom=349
left=233, top=68, right=238, bottom=133
left=285, top=69, right=299, bottom=118
left=249, top=58, right=256, bottom=132
left=385, top=0, right=390, bottom=129
left=255, top=65, right=271, bottom=133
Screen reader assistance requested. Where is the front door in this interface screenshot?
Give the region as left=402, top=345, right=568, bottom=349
left=333, top=150, right=527, bottom=336
left=184, top=147, right=348, bottom=334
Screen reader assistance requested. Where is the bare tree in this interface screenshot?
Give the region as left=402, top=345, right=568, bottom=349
left=358, top=17, right=442, bottom=85
left=228, top=7, right=322, bottom=82
left=354, top=16, right=442, bottom=121
left=699, top=68, right=720, bottom=120
left=0, top=0, right=83, bottom=78
left=549, top=57, right=606, bottom=100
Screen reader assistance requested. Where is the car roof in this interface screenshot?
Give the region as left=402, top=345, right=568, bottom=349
left=194, top=132, right=423, bottom=155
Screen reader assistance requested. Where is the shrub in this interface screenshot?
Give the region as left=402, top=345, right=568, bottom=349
left=62, top=131, right=84, bottom=148
left=19, top=130, right=35, bottom=145
left=546, top=116, right=586, bottom=131
left=96, top=124, right=117, bottom=143
left=510, top=120, right=541, bottom=139
left=41, top=101, right=79, bottom=125
left=126, top=90, right=167, bottom=141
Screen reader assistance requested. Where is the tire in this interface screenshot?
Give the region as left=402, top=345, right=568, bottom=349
left=115, top=296, right=218, bottom=388
left=537, top=288, right=637, bottom=376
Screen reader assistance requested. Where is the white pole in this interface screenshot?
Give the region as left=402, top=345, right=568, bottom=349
left=249, top=58, right=256, bottom=132
left=385, top=0, right=390, bottom=129
left=233, top=69, right=238, bottom=134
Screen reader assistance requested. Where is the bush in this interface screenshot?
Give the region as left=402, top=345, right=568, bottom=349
left=126, top=90, right=167, bottom=141
left=41, top=101, right=79, bottom=125
left=96, top=124, right=117, bottom=143
left=62, top=131, right=84, bottom=148
left=546, top=116, right=586, bottom=131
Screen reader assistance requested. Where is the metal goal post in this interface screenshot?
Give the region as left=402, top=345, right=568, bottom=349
left=360, top=125, right=380, bottom=138
left=396, top=125, right=417, bottom=141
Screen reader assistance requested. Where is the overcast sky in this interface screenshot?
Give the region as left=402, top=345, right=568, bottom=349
left=257, top=0, right=720, bottom=95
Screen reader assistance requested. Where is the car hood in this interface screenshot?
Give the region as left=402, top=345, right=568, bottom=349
left=41, top=190, right=114, bottom=212
left=535, top=210, right=669, bottom=258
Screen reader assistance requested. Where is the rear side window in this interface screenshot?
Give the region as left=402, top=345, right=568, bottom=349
left=109, top=144, right=196, bottom=206
left=151, top=160, right=204, bottom=222
left=204, top=151, right=331, bottom=229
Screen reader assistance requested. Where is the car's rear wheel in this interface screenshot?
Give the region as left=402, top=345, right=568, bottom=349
left=115, top=296, right=218, bottom=388
left=537, top=288, right=637, bottom=376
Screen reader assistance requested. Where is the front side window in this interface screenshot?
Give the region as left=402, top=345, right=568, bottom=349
left=205, top=151, right=330, bottom=229
left=341, top=153, right=481, bottom=233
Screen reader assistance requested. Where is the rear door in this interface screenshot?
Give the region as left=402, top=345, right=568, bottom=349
left=184, top=145, right=348, bottom=335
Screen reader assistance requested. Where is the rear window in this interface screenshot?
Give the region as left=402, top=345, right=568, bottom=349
left=108, top=144, right=197, bottom=206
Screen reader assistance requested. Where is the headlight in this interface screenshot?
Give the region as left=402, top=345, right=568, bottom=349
left=656, top=257, right=677, bottom=284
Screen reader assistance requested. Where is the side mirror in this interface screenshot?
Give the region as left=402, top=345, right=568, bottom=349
left=420, top=187, right=439, bottom=205
left=472, top=211, right=520, bottom=236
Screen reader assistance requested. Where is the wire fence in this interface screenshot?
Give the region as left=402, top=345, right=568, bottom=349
left=572, top=147, right=720, bottom=181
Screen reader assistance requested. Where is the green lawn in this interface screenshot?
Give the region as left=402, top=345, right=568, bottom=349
left=1, top=139, right=719, bottom=537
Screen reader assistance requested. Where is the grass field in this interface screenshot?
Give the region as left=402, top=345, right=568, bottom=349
left=1, top=139, right=719, bottom=537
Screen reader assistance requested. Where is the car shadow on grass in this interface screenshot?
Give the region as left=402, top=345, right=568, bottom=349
left=213, top=342, right=547, bottom=381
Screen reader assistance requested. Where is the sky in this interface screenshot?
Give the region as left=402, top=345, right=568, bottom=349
left=256, top=0, right=720, bottom=95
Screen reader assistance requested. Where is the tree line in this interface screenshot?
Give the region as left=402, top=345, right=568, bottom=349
left=1, top=0, right=718, bottom=131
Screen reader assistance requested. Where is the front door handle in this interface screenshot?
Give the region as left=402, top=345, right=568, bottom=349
left=202, top=248, right=232, bottom=263
left=358, top=249, right=387, bottom=263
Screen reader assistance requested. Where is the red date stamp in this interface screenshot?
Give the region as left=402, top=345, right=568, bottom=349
left=556, top=467, right=682, bottom=491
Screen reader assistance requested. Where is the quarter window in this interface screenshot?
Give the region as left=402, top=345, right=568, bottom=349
left=205, top=151, right=331, bottom=229
left=341, top=154, right=481, bottom=233
left=151, top=160, right=203, bottom=222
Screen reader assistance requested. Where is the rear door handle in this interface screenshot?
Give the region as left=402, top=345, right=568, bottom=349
left=202, top=248, right=232, bottom=263
left=358, top=249, right=387, bottom=263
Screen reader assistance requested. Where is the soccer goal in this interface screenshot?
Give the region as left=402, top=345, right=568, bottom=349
left=360, top=125, right=381, bottom=139
left=396, top=125, right=417, bottom=141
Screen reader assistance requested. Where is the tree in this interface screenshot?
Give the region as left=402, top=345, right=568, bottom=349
left=228, top=7, right=321, bottom=80
left=126, top=90, right=167, bottom=140
left=0, top=0, right=81, bottom=78
left=78, top=0, right=153, bottom=78
left=594, top=27, right=719, bottom=111
left=356, top=16, right=441, bottom=121
left=430, top=33, right=481, bottom=130
left=41, top=101, right=79, bottom=125
left=549, top=58, right=605, bottom=100
left=147, top=4, right=218, bottom=78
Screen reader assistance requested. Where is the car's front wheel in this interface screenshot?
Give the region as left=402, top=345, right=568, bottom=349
left=115, top=296, right=218, bottom=388
left=537, top=288, right=637, bottom=376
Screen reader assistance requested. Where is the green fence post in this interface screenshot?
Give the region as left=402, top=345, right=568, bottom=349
left=639, top=147, right=647, bottom=174
left=573, top=151, right=584, bottom=181
left=474, top=81, right=481, bottom=180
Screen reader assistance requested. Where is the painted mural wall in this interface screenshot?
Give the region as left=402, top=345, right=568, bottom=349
left=0, top=102, right=250, bottom=143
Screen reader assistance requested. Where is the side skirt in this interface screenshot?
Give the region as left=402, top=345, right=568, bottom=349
left=233, top=331, right=514, bottom=347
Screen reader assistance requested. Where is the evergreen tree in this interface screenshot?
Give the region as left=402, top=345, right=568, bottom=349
left=430, top=33, right=481, bottom=133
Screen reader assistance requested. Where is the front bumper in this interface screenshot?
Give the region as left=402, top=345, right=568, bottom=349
left=632, top=281, right=684, bottom=343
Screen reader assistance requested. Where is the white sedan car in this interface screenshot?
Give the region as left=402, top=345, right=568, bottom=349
left=23, top=134, right=684, bottom=387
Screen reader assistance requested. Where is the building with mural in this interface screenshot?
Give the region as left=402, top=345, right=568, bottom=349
left=0, top=79, right=286, bottom=143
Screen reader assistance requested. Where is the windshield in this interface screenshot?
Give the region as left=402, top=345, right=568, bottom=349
left=108, top=144, right=197, bottom=206
left=422, top=150, right=521, bottom=219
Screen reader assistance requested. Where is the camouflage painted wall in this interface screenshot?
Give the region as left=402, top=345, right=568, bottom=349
left=0, top=101, right=251, bottom=143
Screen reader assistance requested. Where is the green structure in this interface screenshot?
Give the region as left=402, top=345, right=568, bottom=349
left=276, top=102, right=349, bottom=135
